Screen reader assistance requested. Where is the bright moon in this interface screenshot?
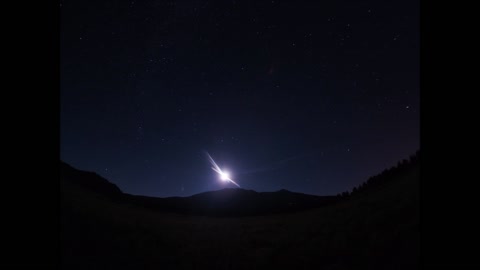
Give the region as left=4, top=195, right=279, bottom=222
left=205, top=152, right=241, bottom=187
left=220, top=171, right=230, bottom=181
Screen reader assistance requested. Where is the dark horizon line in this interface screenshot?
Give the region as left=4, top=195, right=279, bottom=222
left=61, top=148, right=419, bottom=199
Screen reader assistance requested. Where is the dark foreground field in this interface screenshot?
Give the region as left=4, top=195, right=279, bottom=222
left=61, top=157, right=419, bottom=270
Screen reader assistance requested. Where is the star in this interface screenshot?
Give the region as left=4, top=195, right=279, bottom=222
left=61, top=0, right=419, bottom=200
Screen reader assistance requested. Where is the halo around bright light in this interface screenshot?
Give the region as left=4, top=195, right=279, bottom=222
left=205, top=152, right=241, bottom=187
left=220, top=171, right=230, bottom=181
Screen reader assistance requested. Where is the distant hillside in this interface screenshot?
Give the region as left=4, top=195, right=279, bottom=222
left=61, top=162, right=122, bottom=197
left=61, top=151, right=419, bottom=216
left=126, top=188, right=338, bottom=216
left=61, top=151, right=419, bottom=270
left=337, top=149, right=420, bottom=199
left=61, top=150, right=419, bottom=217
left=60, top=162, right=338, bottom=216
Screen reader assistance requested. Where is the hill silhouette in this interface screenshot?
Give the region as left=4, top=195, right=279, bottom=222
left=61, top=162, right=122, bottom=197
left=61, top=151, right=419, bottom=270
left=61, top=161, right=338, bottom=216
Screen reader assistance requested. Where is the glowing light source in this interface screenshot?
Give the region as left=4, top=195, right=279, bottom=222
left=220, top=171, right=230, bottom=181
left=205, top=152, right=240, bottom=187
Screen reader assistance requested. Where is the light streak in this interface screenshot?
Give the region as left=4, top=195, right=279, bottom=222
left=205, top=152, right=240, bottom=187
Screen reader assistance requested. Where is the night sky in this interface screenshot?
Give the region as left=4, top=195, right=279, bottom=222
left=60, top=0, right=419, bottom=197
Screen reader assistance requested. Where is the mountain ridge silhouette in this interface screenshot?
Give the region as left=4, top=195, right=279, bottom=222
left=61, top=152, right=419, bottom=269
left=61, top=161, right=338, bottom=216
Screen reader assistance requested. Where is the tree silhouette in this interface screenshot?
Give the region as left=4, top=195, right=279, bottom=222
left=337, top=150, right=419, bottom=200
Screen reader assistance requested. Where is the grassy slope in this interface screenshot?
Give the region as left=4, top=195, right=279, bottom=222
left=61, top=162, right=418, bottom=270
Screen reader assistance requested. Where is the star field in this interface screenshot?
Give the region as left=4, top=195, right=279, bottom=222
left=61, top=0, right=419, bottom=197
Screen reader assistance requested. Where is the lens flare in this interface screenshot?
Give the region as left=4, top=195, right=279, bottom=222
left=220, top=171, right=230, bottom=181
left=205, top=152, right=240, bottom=187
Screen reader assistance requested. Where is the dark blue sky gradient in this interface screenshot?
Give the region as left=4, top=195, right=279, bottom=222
left=61, top=0, right=419, bottom=197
